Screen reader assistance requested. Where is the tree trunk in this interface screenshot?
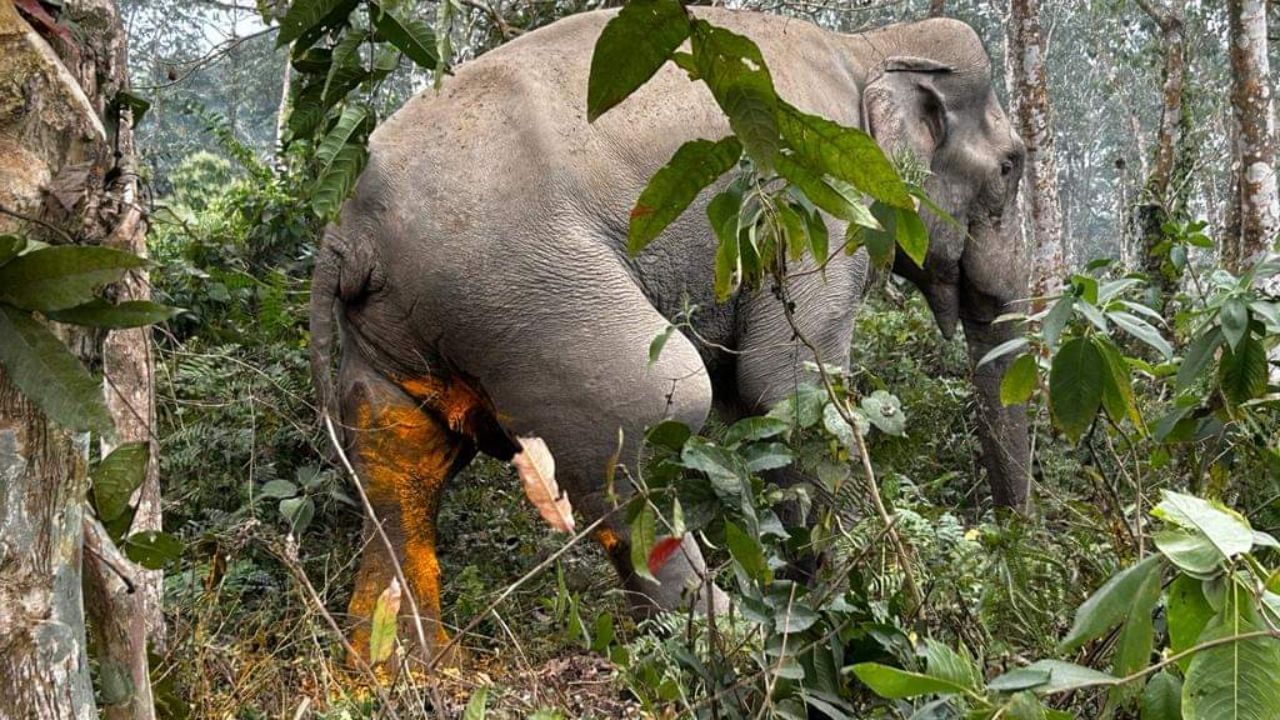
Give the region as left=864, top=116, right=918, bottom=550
left=929, top=0, right=946, bottom=17
left=1007, top=0, right=1066, bottom=300
left=0, top=1, right=157, bottom=717
left=1227, top=0, right=1280, bottom=271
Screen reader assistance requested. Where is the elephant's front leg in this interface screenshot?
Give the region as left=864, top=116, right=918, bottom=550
left=342, top=376, right=475, bottom=672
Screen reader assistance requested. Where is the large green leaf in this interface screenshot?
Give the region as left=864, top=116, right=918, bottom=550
left=124, top=530, right=184, bottom=569
left=1110, top=311, right=1173, bottom=360
left=724, top=520, right=770, bottom=584
left=690, top=21, right=779, bottom=171
left=0, top=305, right=113, bottom=434
left=0, top=246, right=146, bottom=312
left=1177, top=327, right=1223, bottom=390
left=1001, top=353, right=1038, bottom=406
left=324, top=30, right=364, bottom=102
left=1220, top=298, right=1250, bottom=352
left=848, top=663, right=971, bottom=699
left=46, top=299, right=181, bottom=328
left=1167, top=574, right=1215, bottom=672
left=777, top=101, right=913, bottom=209
left=1142, top=672, right=1182, bottom=720
left=311, top=142, right=368, bottom=218
left=370, top=1, right=439, bottom=70
left=774, top=153, right=863, bottom=224
left=1153, top=491, right=1254, bottom=560
left=92, top=442, right=149, bottom=523
left=989, top=660, right=1116, bottom=695
left=630, top=504, right=658, bottom=583
left=1049, top=337, right=1104, bottom=440
left=586, top=0, right=690, bottom=122
left=1218, top=334, right=1267, bottom=406
left=923, top=639, right=982, bottom=692
left=1110, top=559, right=1163, bottom=682
left=722, top=416, right=789, bottom=446
left=1182, top=581, right=1280, bottom=720
left=1094, top=336, right=1142, bottom=429
left=1154, top=529, right=1226, bottom=578
left=315, top=104, right=368, bottom=172
left=1060, top=554, right=1161, bottom=652
left=629, top=136, right=742, bottom=256
left=0, top=234, right=25, bottom=265
left=278, top=0, right=356, bottom=47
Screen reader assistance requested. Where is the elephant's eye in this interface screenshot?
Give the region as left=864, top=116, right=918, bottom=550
left=1000, top=159, right=1014, bottom=177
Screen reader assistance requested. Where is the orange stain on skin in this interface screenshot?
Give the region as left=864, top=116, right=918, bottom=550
left=595, top=527, right=621, bottom=554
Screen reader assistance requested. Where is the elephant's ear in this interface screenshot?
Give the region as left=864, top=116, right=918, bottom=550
left=863, top=56, right=954, bottom=164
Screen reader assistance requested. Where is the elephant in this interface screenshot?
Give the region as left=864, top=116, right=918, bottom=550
left=309, top=6, right=1031, bottom=664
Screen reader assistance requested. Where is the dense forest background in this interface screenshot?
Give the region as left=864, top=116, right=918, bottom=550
left=2, top=0, right=1280, bottom=717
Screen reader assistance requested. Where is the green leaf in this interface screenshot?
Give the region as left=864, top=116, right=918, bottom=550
left=1041, top=295, right=1075, bottom=349
left=311, top=142, right=368, bottom=218
left=1110, top=311, right=1173, bottom=360
left=92, top=442, right=148, bottom=523
left=648, top=325, right=675, bottom=366
left=1060, top=554, right=1161, bottom=652
left=0, top=246, right=146, bottom=312
left=741, top=442, right=793, bottom=473
left=859, top=202, right=898, bottom=268
left=1110, top=557, right=1163, bottom=678
left=1218, top=334, right=1267, bottom=406
left=462, top=686, right=489, bottom=720
left=646, top=419, right=691, bottom=452
left=46, top=299, right=181, bottom=328
left=629, top=136, right=742, bottom=256
left=586, top=0, right=689, bottom=121
left=324, top=30, right=364, bottom=101
left=1153, top=491, right=1254, bottom=560
left=1167, top=574, right=1215, bottom=672
left=895, top=207, right=928, bottom=268
left=822, top=401, right=861, bottom=448
left=1049, top=337, right=1105, bottom=440
left=278, top=0, right=354, bottom=46
left=1178, top=327, right=1223, bottom=389
left=860, top=390, right=905, bottom=436
left=1182, top=581, right=1280, bottom=720
left=774, top=154, right=862, bottom=223
left=724, top=520, right=770, bottom=584
left=848, top=663, right=970, bottom=699
left=368, top=578, right=401, bottom=664
left=923, top=639, right=982, bottom=692
left=0, top=305, right=113, bottom=434
left=1220, top=298, right=1250, bottom=351
left=1141, top=672, right=1182, bottom=720
left=989, top=660, right=1116, bottom=695
left=630, top=504, right=658, bottom=583
left=370, top=0, right=439, bottom=69
left=280, top=495, right=315, bottom=536
left=722, top=416, right=789, bottom=446
left=978, top=337, right=1031, bottom=368
left=777, top=102, right=912, bottom=208
left=0, top=234, right=25, bottom=265
left=260, top=479, right=299, bottom=500
left=316, top=105, right=368, bottom=172
left=1094, top=336, right=1142, bottom=429
left=124, top=531, right=184, bottom=569
left=690, top=20, right=779, bottom=170
left=1000, top=354, right=1038, bottom=406
left=778, top=601, right=818, bottom=634
left=1154, top=529, right=1226, bottom=578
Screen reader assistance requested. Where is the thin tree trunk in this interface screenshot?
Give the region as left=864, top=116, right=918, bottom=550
left=275, top=49, right=292, bottom=150
left=1007, top=0, right=1066, bottom=299
left=929, top=0, right=946, bottom=17
left=1227, top=0, right=1280, bottom=271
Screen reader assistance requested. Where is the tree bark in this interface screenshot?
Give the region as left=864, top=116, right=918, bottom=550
left=0, top=1, right=157, bottom=718
left=1007, top=0, right=1066, bottom=300
left=1227, top=0, right=1280, bottom=271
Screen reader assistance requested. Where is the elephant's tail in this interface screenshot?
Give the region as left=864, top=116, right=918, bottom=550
left=309, top=238, right=343, bottom=427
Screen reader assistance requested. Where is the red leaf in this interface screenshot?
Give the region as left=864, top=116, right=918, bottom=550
left=647, top=535, right=684, bottom=576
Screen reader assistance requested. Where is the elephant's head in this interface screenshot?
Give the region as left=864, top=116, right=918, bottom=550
left=856, top=20, right=1032, bottom=507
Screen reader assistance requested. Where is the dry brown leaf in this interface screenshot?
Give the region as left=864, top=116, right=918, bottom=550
left=513, top=436, right=575, bottom=533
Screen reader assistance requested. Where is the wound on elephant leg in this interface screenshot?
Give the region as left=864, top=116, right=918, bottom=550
left=397, top=374, right=520, bottom=460
left=344, top=393, right=470, bottom=666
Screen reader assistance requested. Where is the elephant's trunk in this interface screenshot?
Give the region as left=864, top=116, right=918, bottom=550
left=962, top=317, right=1031, bottom=508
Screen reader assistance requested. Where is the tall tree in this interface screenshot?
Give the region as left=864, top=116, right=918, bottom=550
left=1226, top=0, right=1279, bottom=270
left=0, top=0, right=158, bottom=717
left=1007, top=0, right=1066, bottom=299
left=1133, top=0, right=1187, bottom=302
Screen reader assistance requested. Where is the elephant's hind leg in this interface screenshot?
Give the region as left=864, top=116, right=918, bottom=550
left=340, top=370, right=475, bottom=671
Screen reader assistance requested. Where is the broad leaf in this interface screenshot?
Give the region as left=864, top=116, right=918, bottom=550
left=629, top=136, right=743, bottom=256
left=777, top=102, right=912, bottom=208
left=690, top=21, right=779, bottom=170
left=1049, top=337, right=1104, bottom=440
left=586, top=0, right=690, bottom=122
left=725, top=520, right=770, bottom=584
left=462, top=687, right=489, bottom=720
left=630, top=504, right=658, bottom=583
left=1182, top=581, right=1280, bottom=720
left=370, top=0, right=439, bottom=69
left=1041, top=295, right=1074, bottom=349
left=124, top=530, right=184, bottom=569
left=368, top=578, right=401, bottom=664
left=46, top=299, right=181, bottom=328
left=648, top=325, right=675, bottom=366
left=0, top=234, right=26, bottom=265
left=311, top=142, right=368, bottom=218
left=1220, top=298, right=1250, bottom=352
left=324, top=30, right=364, bottom=102
left=92, top=442, right=148, bottom=523
left=1000, top=353, right=1038, bottom=406
left=0, top=246, right=145, bottom=312
left=1167, top=574, right=1215, bottom=671
left=849, top=663, right=971, bottom=699
left=315, top=105, right=368, bottom=173
left=895, top=206, right=928, bottom=268
left=775, top=154, right=862, bottom=223
left=1154, top=529, right=1226, bottom=578
left=1218, top=334, right=1267, bottom=406
left=1141, top=672, right=1182, bottom=720
left=1060, top=554, right=1161, bottom=652
left=1177, top=327, right=1223, bottom=390
left=989, top=660, right=1116, bottom=695
left=0, top=305, right=113, bottom=434
left=860, top=390, right=905, bottom=436
left=1153, top=491, right=1254, bottom=560
left=1094, top=336, right=1142, bottom=429
left=923, top=639, right=981, bottom=692
left=1111, top=311, right=1173, bottom=360
left=723, top=416, right=789, bottom=446
left=278, top=0, right=356, bottom=47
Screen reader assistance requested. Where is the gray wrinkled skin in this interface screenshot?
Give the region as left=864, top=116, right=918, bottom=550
left=312, top=8, right=1031, bottom=614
